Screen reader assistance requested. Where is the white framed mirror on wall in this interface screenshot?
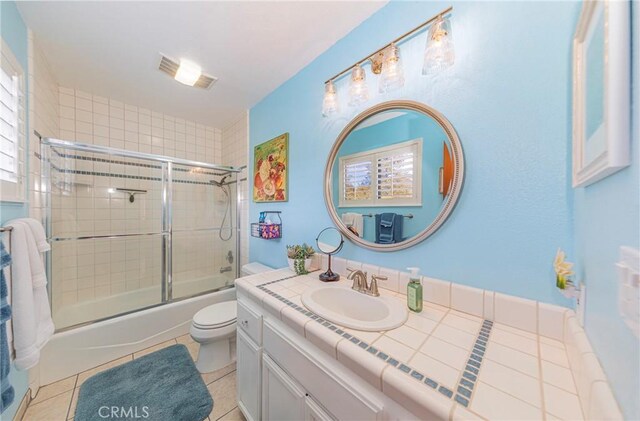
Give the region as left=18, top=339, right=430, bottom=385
left=572, top=0, right=630, bottom=187
left=324, top=100, right=464, bottom=251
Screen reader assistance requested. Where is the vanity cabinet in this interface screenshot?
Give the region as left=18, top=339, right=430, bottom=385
left=237, top=300, right=265, bottom=421
left=304, top=396, right=336, bottom=421
left=237, top=329, right=262, bottom=421
left=237, top=293, right=386, bottom=421
left=262, top=354, right=306, bottom=420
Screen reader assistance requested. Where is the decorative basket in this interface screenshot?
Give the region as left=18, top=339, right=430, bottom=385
left=251, top=211, right=282, bottom=240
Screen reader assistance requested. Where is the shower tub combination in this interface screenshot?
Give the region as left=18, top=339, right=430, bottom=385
left=38, top=137, right=242, bottom=384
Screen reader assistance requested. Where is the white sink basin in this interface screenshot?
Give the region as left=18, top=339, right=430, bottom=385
left=301, top=285, right=408, bottom=331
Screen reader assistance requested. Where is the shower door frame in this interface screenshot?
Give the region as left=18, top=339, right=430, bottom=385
left=40, top=137, right=242, bottom=331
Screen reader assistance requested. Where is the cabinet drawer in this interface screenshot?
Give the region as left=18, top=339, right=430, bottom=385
left=238, top=300, right=263, bottom=345
left=264, top=320, right=382, bottom=420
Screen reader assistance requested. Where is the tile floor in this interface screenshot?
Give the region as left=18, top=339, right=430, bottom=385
left=22, top=335, right=244, bottom=421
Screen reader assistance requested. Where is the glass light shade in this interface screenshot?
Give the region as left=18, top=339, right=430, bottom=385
left=175, top=59, right=202, bottom=86
left=378, top=44, right=405, bottom=93
left=322, top=80, right=339, bottom=117
left=348, top=64, right=369, bottom=106
left=422, top=15, right=455, bottom=75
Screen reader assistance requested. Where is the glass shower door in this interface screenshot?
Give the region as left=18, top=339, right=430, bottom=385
left=171, top=164, right=237, bottom=299
left=46, top=145, right=165, bottom=329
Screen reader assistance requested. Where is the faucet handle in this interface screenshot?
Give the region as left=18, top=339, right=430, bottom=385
left=368, top=275, right=386, bottom=297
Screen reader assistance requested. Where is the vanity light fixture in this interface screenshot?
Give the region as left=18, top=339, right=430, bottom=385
left=348, top=64, right=369, bottom=106
left=422, top=15, right=455, bottom=75
left=322, top=80, right=340, bottom=117
left=378, top=43, right=405, bottom=93
left=322, top=6, right=453, bottom=117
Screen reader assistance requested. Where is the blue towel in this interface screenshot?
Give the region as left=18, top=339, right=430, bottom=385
left=375, top=213, right=404, bottom=244
left=0, top=241, right=14, bottom=414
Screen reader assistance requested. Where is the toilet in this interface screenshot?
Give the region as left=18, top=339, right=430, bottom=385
left=190, top=262, right=273, bottom=373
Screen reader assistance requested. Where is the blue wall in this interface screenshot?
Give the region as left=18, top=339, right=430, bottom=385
left=250, top=1, right=579, bottom=306
left=573, top=4, right=639, bottom=419
left=0, top=2, right=30, bottom=420
left=333, top=111, right=445, bottom=242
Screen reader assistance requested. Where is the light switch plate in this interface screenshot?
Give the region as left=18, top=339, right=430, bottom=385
left=616, top=246, right=640, bottom=338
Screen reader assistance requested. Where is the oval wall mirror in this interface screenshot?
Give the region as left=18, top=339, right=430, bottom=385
left=324, top=100, right=464, bottom=251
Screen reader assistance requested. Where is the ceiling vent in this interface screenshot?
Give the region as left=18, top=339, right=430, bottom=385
left=158, top=54, right=217, bottom=89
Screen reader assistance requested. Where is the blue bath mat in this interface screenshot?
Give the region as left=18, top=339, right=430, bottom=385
left=75, top=344, right=212, bottom=421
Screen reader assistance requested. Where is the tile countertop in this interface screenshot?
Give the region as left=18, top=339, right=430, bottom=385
left=236, top=269, right=622, bottom=420
left=236, top=268, right=590, bottom=421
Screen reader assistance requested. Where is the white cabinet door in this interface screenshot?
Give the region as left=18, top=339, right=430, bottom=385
left=304, top=395, right=336, bottom=421
left=262, top=354, right=305, bottom=421
left=237, top=329, right=262, bottom=421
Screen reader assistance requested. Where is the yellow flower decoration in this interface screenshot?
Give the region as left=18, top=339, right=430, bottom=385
left=554, top=249, right=574, bottom=289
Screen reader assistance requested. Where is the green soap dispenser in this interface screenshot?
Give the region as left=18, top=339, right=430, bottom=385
left=406, top=267, right=423, bottom=312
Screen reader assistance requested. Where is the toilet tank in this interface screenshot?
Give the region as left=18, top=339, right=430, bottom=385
left=240, top=262, right=273, bottom=277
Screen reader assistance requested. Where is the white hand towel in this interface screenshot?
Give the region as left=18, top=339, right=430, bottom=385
left=341, top=212, right=364, bottom=238
left=7, top=220, right=55, bottom=370
left=21, top=218, right=50, bottom=253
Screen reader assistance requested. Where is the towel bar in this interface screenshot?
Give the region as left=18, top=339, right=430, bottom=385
left=362, top=213, right=413, bottom=219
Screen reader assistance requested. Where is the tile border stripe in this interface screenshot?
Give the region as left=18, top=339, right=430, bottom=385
left=452, top=319, right=494, bottom=407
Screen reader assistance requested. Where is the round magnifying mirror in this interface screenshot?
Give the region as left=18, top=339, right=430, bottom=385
left=316, top=227, right=344, bottom=254
left=316, top=227, right=344, bottom=282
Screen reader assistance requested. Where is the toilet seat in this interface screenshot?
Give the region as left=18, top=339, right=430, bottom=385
left=192, top=301, right=237, bottom=330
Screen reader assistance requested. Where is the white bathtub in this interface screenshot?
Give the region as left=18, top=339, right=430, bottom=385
left=39, top=286, right=236, bottom=385
left=53, top=274, right=234, bottom=329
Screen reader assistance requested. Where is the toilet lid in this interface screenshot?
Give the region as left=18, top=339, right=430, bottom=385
left=193, top=301, right=237, bottom=328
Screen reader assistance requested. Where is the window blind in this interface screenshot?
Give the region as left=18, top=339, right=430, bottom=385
left=338, top=138, right=422, bottom=207
left=377, top=151, right=415, bottom=200
left=0, top=38, right=25, bottom=202
left=343, top=160, right=372, bottom=201
left=0, top=67, right=18, bottom=183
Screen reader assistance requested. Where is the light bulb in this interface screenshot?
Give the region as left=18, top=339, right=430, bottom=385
left=378, top=44, right=405, bottom=93
left=422, top=15, right=455, bottom=75
left=348, top=64, right=369, bottom=106
left=175, top=59, right=202, bottom=86
left=322, top=80, right=339, bottom=117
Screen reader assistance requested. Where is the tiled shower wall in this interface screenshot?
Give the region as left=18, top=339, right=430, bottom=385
left=49, top=86, right=234, bottom=322
left=57, top=87, right=222, bottom=161
left=221, top=111, right=249, bottom=268
left=28, top=31, right=60, bottom=222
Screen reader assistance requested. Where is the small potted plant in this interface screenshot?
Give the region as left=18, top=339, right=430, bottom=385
left=286, top=243, right=315, bottom=275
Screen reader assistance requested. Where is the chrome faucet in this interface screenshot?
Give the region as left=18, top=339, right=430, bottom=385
left=347, top=268, right=368, bottom=292
left=347, top=268, right=386, bottom=297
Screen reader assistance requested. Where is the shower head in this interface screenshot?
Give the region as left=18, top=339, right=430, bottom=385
left=210, top=175, right=229, bottom=187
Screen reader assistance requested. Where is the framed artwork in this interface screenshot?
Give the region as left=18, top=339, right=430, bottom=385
left=572, top=0, right=630, bottom=187
left=253, top=133, right=289, bottom=202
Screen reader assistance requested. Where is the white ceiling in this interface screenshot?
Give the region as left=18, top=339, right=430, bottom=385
left=18, top=1, right=386, bottom=128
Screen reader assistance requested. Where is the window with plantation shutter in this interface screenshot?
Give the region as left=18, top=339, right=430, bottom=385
left=343, top=160, right=372, bottom=203
left=339, top=139, right=422, bottom=207
left=0, top=39, right=25, bottom=203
